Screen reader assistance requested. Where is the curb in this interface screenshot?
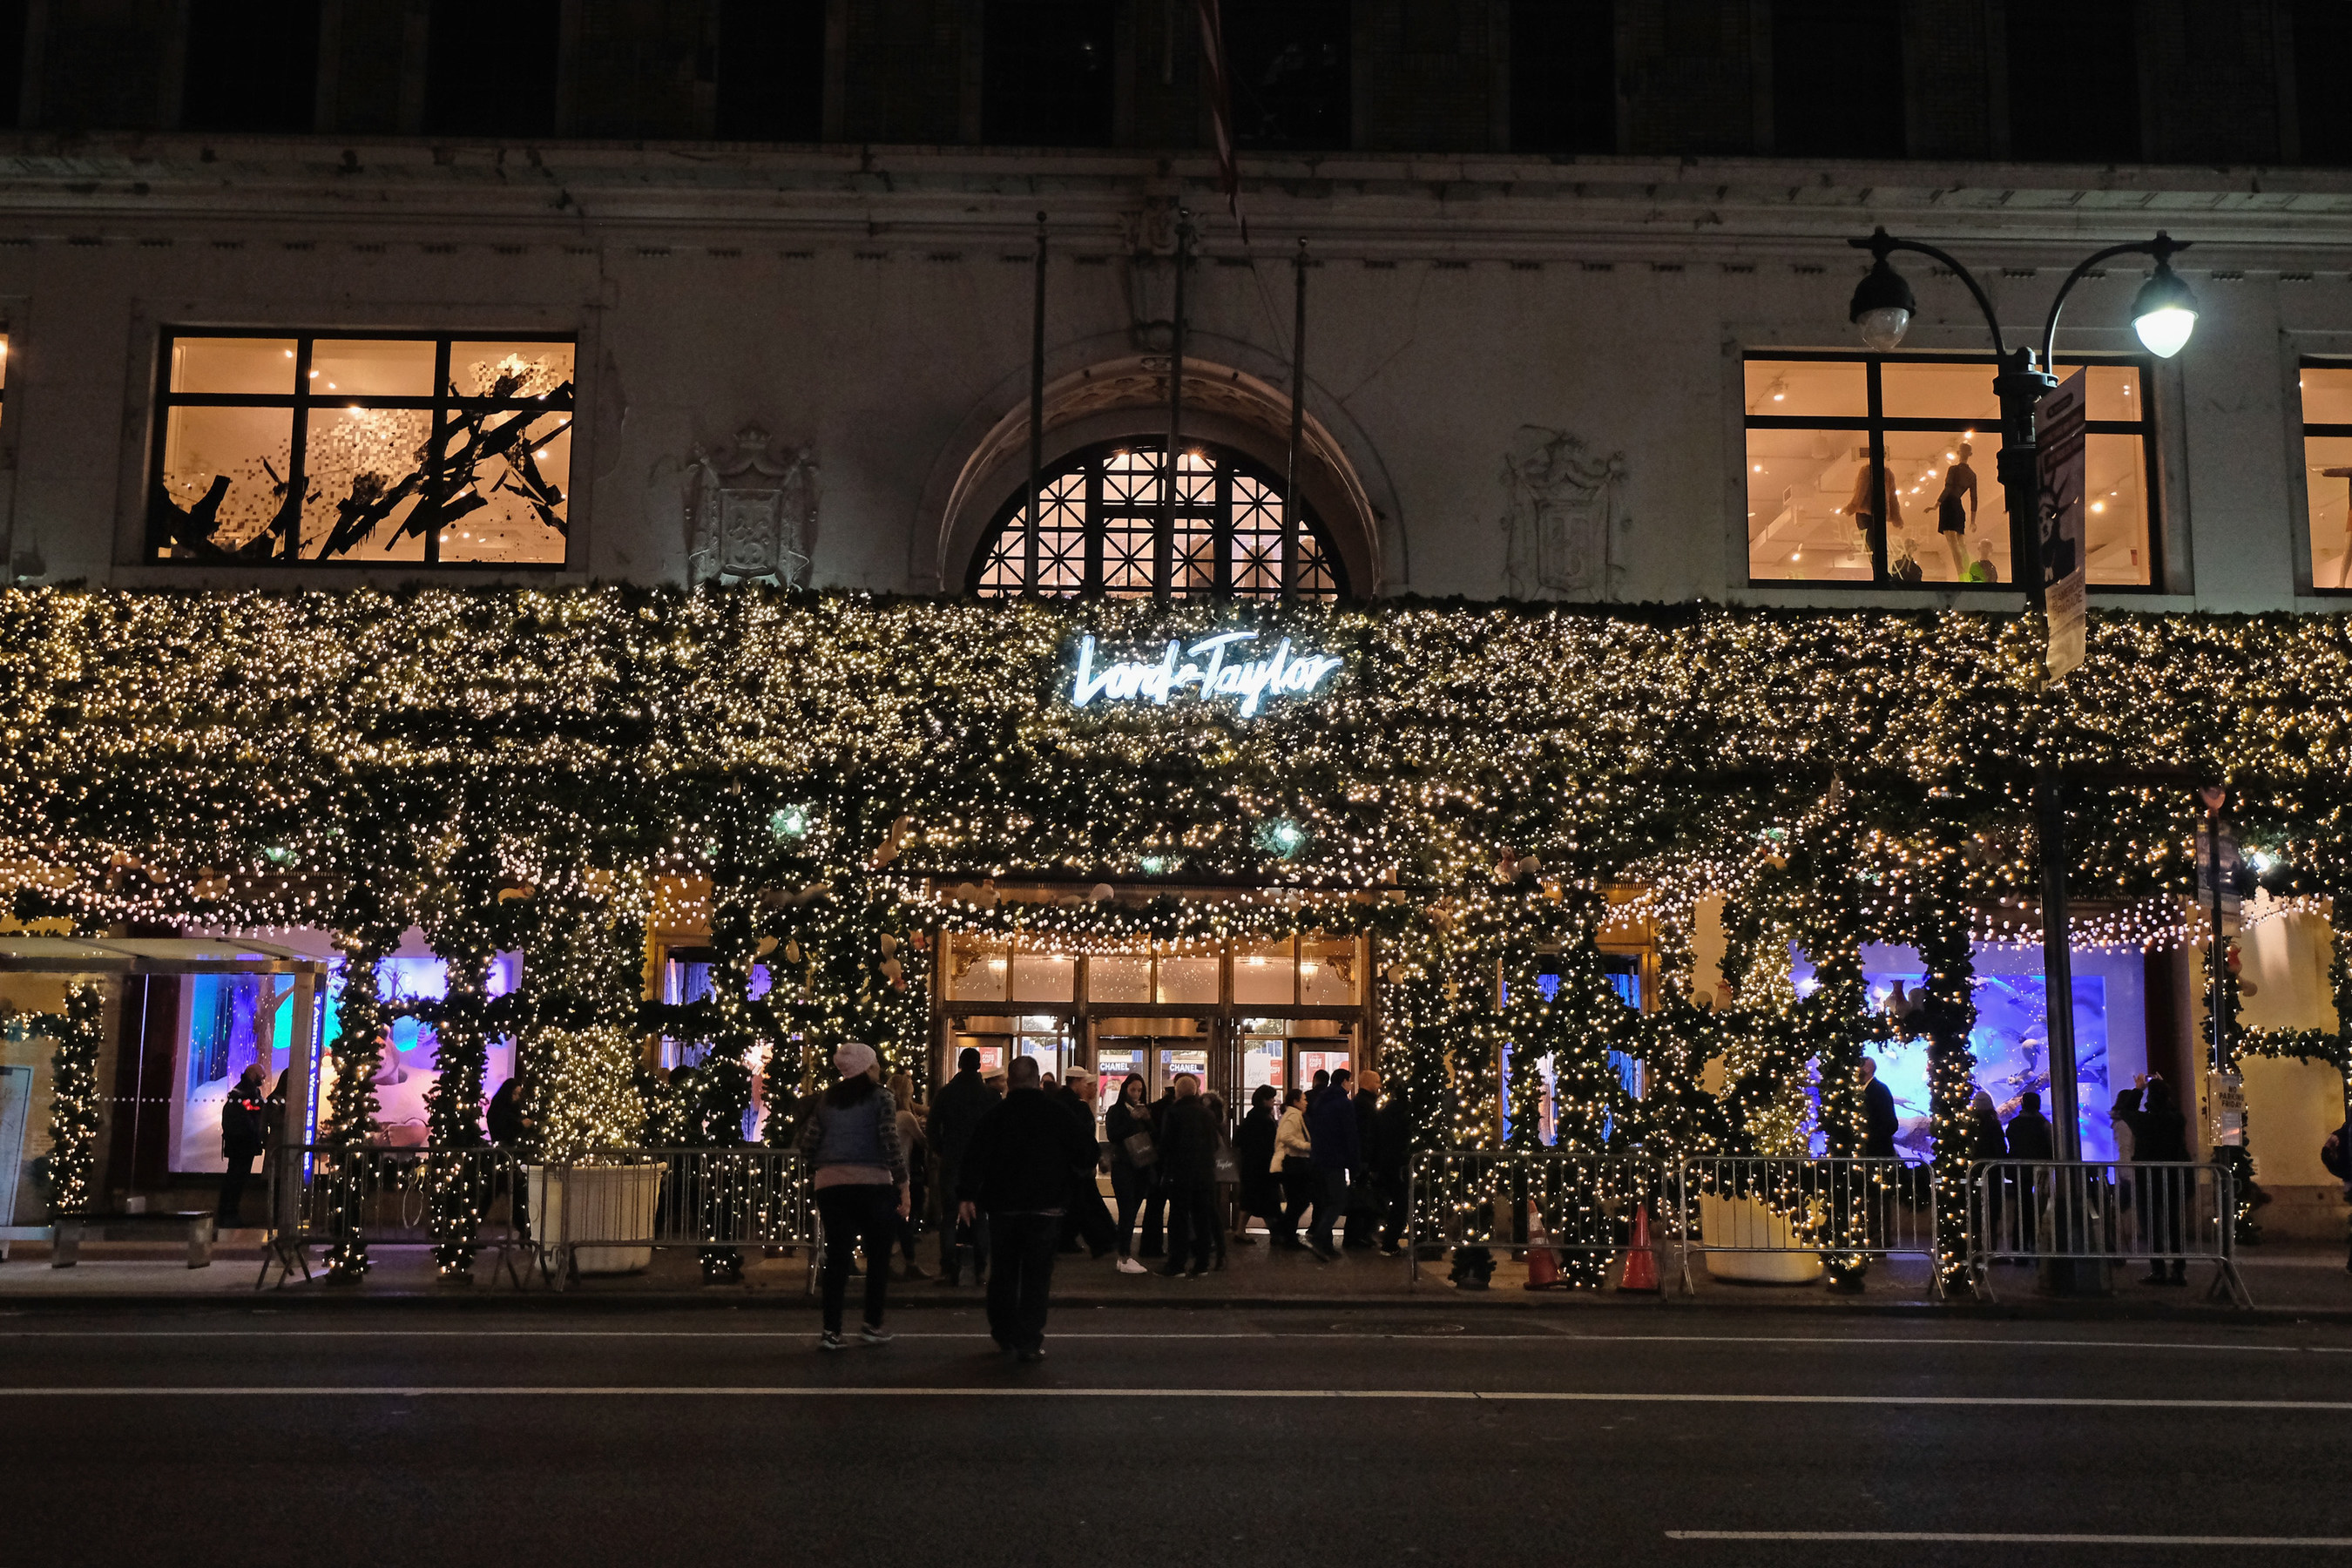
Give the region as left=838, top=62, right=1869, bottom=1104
left=3, top=1287, right=2350, bottom=1322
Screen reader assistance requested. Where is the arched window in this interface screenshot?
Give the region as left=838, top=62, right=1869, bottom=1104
left=970, top=439, right=1345, bottom=599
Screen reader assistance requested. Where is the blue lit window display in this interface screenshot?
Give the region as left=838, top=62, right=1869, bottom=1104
left=1789, top=942, right=2146, bottom=1161
left=1505, top=953, right=1645, bottom=1146
left=171, top=943, right=522, bottom=1171
left=658, top=954, right=775, bottom=1139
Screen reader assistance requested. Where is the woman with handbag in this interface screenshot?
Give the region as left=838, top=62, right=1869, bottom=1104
left=1105, top=1073, right=1156, bottom=1274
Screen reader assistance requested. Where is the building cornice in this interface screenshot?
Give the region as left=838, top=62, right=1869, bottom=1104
left=0, top=138, right=2349, bottom=265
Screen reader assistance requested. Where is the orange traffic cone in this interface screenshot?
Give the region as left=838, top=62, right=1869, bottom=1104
left=1617, top=1202, right=1661, bottom=1294
left=1523, top=1203, right=1565, bottom=1290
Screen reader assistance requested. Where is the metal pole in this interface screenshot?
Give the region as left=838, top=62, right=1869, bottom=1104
left=1159, top=211, right=1188, bottom=603
left=1283, top=237, right=1307, bottom=598
left=2037, top=766, right=2081, bottom=1160
left=276, top=963, right=319, bottom=1237
left=1025, top=212, right=1047, bottom=595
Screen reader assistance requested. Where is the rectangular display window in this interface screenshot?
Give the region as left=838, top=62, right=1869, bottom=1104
left=2301, top=362, right=2352, bottom=591
left=1746, top=353, right=2158, bottom=591
left=149, top=330, right=574, bottom=565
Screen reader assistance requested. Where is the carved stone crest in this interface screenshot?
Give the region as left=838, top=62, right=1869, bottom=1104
left=1501, top=426, right=1625, bottom=598
left=686, top=426, right=815, bottom=587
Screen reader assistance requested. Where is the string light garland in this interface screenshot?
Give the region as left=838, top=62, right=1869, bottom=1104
left=9, top=587, right=2352, bottom=1287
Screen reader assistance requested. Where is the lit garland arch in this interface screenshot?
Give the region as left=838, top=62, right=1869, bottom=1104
left=7, top=589, right=2352, bottom=1286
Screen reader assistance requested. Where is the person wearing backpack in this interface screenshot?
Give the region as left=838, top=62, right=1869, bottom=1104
left=794, top=1042, right=910, bottom=1351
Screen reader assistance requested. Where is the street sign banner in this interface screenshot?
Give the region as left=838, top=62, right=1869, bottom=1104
left=2196, top=820, right=2241, bottom=922
left=2038, top=368, right=2089, bottom=680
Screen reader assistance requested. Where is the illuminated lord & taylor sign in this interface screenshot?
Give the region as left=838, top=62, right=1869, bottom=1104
left=1068, top=632, right=1345, bottom=718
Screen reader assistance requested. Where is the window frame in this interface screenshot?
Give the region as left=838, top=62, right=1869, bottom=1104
left=145, top=327, right=578, bottom=569
left=966, top=436, right=1348, bottom=601
left=1742, top=348, right=2165, bottom=594
left=2297, top=355, right=2352, bottom=597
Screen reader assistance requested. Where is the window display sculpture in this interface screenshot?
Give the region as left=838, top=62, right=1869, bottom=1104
left=686, top=425, right=816, bottom=589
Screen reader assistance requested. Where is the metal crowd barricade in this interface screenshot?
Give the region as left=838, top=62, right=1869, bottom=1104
left=531, top=1146, right=815, bottom=1290
left=1966, top=1159, right=2248, bottom=1305
left=261, top=1143, right=526, bottom=1289
left=1407, top=1148, right=1672, bottom=1288
left=1676, top=1155, right=1940, bottom=1293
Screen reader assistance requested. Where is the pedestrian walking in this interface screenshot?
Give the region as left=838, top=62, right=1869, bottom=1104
left=1304, top=1067, right=1362, bottom=1260
left=1051, top=1067, right=1117, bottom=1258
left=1156, top=1074, right=1221, bottom=1277
left=1233, top=1084, right=1281, bottom=1244
left=1273, top=1085, right=1314, bottom=1248
left=1105, top=1072, right=1157, bottom=1273
left=956, top=1054, right=1100, bottom=1363
left=795, top=1042, right=910, bottom=1351
left=925, top=1046, right=1000, bottom=1286
left=1965, top=1089, right=2007, bottom=1254
left=892, top=1072, right=929, bottom=1280
left=217, top=1064, right=267, bottom=1227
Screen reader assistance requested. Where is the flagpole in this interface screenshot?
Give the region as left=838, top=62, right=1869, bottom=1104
left=1283, top=237, right=1307, bottom=599
left=1159, top=209, right=1189, bottom=604
left=1025, top=211, right=1046, bottom=596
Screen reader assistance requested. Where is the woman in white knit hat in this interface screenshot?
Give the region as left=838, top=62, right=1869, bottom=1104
left=794, top=1041, right=910, bottom=1350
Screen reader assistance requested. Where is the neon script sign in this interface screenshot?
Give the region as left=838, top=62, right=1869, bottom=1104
left=1069, top=632, right=1344, bottom=717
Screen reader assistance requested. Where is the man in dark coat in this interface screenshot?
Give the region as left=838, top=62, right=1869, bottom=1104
left=1232, top=1084, right=1281, bottom=1241
left=956, top=1055, right=1101, bottom=1362
left=926, top=1047, right=1001, bottom=1285
left=1155, top=1074, right=1222, bottom=1276
left=2004, top=1091, right=2055, bottom=1159
left=1304, top=1067, right=1362, bottom=1260
left=218, top=1064, right=268, bottom=1227
left=2119, top=1075, right=2191, bottom=1284
left=1860, top=1058, right=1898, bottom=1159
left=1050, top=1068, right=1115, bottom=1258
left=2004, top=1089, right=2056, bottom=1260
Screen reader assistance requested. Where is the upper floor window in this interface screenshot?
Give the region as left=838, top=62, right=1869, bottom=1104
left=149, top=332, right=574, bottom=566
left=1744, top=353, right=2157, bottom=590
left=1227, top=0, right=1351, bottom=151
left=2300, top=362, right=2352, bottom=591
left=983, top=0, right=1114, bottom=146
left=970, top=439, right=1343, bottom=599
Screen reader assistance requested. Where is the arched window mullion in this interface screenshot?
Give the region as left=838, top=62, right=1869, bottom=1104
left=970, top=436, right=1346, bottom=602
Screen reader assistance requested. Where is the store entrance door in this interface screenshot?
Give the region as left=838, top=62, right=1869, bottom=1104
left=1238, top=1020, right=1355, bottom=1101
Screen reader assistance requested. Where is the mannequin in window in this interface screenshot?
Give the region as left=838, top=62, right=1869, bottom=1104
left=1843, top=453, right=1901, bottom=553
left=1937, top=442, right=1979, bottom=578
left=2322, top=467, right=2352, bottom=588
left=1965, top=537, right=1997, bottom=584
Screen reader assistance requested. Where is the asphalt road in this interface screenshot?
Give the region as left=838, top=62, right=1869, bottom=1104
left=3, top=1303, right=2349, bottom=1567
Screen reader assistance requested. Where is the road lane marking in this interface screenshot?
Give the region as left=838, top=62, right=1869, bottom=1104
left=3, top=1329, right=2346, bottom=1355
left=0, top=1387, right=2349, bottom=1409
left=1667, top=1532, right=2352, bottom=1546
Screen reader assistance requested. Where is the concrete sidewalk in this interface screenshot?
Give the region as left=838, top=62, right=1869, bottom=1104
left=4, top=1228, right=2348, bottom=1317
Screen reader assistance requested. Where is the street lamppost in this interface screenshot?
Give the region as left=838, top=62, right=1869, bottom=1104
left=1837, top=230, right=2199, bottom=1186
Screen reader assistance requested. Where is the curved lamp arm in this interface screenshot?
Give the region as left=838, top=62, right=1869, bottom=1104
left=2040, top=233, right=2188, bottom=365
left=1849, top=228, right=2007, bottom=359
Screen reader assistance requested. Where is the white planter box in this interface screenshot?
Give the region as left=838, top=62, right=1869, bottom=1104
left=1699, top=1193, right=1826, bottom=1284
left=527, top=1163, right=667, bottom=1275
